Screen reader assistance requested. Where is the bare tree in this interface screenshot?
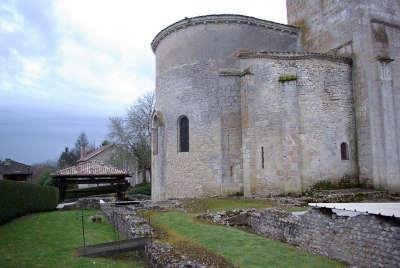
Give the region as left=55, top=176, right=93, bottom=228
left=75, top=132, right=89, bottom=150
left=109, top=92, right=154, bottom=173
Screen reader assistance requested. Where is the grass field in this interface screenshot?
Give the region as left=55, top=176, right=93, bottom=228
left=151, top=211, right=345, bottom=268
left=0, top=210, right=145, bottom=268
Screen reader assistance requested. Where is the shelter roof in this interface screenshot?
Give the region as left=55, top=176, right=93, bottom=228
left=0, top=159, right=32, bottom=175
left=52, top=161, right=129, bottom=178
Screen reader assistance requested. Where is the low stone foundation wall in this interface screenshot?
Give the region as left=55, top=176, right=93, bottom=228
left=100, top=202, right=153, bottom=238
left=58, top=197, right=115, bottom=210
left=200, top=207, right=400, bottom=267
left=261, top=188, right=392, bottom=207
left=100, top=201, right=218, bottom=267
left=145, top=242, right=212, bottom=268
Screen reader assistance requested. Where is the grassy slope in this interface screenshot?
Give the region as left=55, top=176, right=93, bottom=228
left=151, top=211, right=344, bottom=268
left=0, top=210, right=144, bottom=268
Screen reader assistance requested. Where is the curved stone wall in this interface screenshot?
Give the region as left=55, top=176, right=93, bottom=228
left=152, top=15, right=300, bottom=200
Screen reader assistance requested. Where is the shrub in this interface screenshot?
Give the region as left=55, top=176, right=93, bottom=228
left=0, top=180, right=59, bottom=224
left=38, top=171, right=53, bottom=186
left=127, top=182, right=151, bottom=196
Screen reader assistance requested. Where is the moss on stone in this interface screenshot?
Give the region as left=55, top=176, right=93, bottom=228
left=311, top=177, right=361, bottom=190
left=294, top=19, right=313, bottom=48
left=376, top=55, right=393, bottom=62
left=279, top=74, right=298, bottom=83
left=372, top=25, right=389, bottom=44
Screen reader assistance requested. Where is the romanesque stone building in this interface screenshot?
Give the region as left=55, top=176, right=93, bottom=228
left=151, top=0, right=400, bottom=200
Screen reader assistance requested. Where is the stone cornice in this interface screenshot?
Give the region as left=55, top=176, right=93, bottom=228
left=236, top=51, right=352, bottom=64
left=151, top=14, right=299, bottom=53
left=218, top=67, right=252, bottom=77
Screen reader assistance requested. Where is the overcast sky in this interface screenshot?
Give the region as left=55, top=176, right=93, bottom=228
left=0, top=0, right=287, bottom=164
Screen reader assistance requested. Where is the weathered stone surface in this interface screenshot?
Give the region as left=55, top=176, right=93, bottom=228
left=198, top=209, right=255, bottom=226
left=145, top=242, right=202, bottom=268
left=287, top=0, right=400, bottom=192
left=101, top=201, right=228, bottom=268
left=145, top=242, right=230, bottom=268
left=58, top=196, right=115, bottom=210
left=100, top=203, right=153, bottom=239
left=151, top=14, right=364, bottom=200
left=239, top=55, right=356, bottom=196
left=151, top=2, right=400, bottom=200
left=200, top=207, right=400, bottom=268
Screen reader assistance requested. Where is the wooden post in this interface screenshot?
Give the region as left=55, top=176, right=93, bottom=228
left=58, top=178, right=65, bottom=202
left=116, top=176, right=124, bottom=200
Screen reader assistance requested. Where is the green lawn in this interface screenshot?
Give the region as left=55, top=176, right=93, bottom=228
left=151, top=212, right=345, bottom=268
left=0, top=210, right=145, bottom=268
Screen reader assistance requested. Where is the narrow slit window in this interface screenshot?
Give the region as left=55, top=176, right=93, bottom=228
left=261, top=146, right=265, bottom=169
left=152, top=130, right=158, bottom=155
left=152, top=115, right=159, bottom=155
left=178, top=116, right=189, bottom=152
left=341, top=142, right=349, bottom=160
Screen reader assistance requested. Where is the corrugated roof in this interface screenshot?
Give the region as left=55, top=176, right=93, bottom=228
left=53, top=161, right=129, bottom=177
left=309, top=203, right=400, bottom=218
left=0, top=159, right=32, bottom=175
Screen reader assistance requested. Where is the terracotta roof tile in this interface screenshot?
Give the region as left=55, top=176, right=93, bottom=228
left=53, top=161, right=129, bottom=177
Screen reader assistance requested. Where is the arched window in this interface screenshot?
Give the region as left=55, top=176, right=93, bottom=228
left=178, top=115, right=189, bottom=152
left=341, top=142, right=349, bottom=160
left=152, top=115, right=159, bottom=155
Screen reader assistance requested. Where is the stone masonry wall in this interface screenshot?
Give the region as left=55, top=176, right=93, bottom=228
left=287, top=0, right=400, bottom=192
left=250, top=208, right=400, bottom=268
left=240, top=54, right=357, bottom=196
left=100, top=203, right=153, bottom=239
left=100, top=201, right=225, bottom=267
left=152, top=15, right=299, bottom=200
left=200, top=207, right=400, bottom=267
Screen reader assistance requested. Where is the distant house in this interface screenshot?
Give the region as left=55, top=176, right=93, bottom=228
left=78, top=144, right=149, bottom=187
left=0, top=159, right=32, bottom=182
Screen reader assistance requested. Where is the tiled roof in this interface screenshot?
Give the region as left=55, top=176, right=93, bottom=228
left=0, top=159, right=32, bottom=175
left=53, top=161, right=129, bottom=177
left=78, top=144, right=113, bottom=162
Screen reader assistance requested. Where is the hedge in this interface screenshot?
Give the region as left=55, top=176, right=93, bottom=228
left=0, top=180, right=59, bottom=224
left=127, top=182, right=151, bottom=196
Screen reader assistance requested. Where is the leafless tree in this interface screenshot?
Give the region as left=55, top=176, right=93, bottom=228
left=108, top=92, right=154, bottom=174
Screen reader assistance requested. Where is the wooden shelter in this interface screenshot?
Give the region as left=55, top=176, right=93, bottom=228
left=52, top=162, right=130, bottom=201
left=0, top=159, right=32, bottom=181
